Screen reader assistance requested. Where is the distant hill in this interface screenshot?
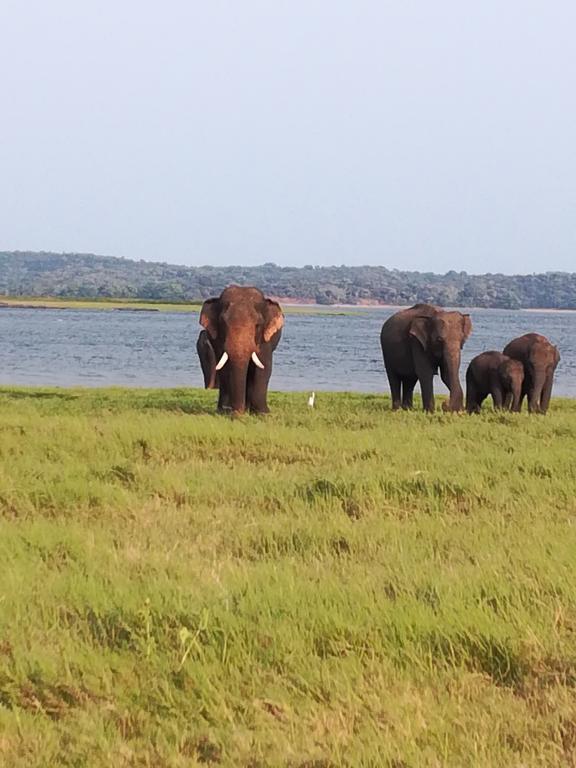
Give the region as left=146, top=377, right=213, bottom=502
left=1, top=251, right=576, bottom=309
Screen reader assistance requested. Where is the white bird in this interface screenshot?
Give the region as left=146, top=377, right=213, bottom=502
left=307, top=392, right=316, bottom=408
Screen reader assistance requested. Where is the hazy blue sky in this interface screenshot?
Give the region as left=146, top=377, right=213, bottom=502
left=1, top=1, right=575, bottom=273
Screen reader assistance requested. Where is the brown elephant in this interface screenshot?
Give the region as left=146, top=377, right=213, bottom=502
left=199, top=286, right=284, bottom=415
left=380, top=304, right=472, bottom=412
left=196, top=329, right=218, bottom=389
left=503, top=333, right=560, bottom=414
left=465, top=351, right=525, bottom=413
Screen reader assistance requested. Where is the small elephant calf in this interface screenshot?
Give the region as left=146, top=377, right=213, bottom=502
left=466, top=351, right=524, bottom=413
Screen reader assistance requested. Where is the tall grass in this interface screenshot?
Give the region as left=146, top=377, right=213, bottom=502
left=0, top=387, right=575, bottom=766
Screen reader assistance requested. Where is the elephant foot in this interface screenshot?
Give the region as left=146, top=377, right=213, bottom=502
left=217, top=406, right=247, bottom=418
left=443, top=401, right=464, bottom=413
left=249, top=407, right=270, bottom=416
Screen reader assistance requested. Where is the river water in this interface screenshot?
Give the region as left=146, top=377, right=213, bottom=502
left=0, top=307, right=574, bottom=396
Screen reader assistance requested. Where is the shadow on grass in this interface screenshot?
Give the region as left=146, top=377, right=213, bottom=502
left=420, top=630, right=529, bottom=688
left=140, top=400, right=215, bottom=415
left=0, top=389, right=78, bottom=401
left=0, top=387, right=219, bottom=415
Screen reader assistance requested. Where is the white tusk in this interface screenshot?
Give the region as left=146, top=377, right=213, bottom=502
left=251, top=351, right=265, bottom=369
left=215, top=352, right=229, bottom=370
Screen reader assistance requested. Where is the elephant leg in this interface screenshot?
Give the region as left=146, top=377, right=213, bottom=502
left=486, top=370, right=503, bottom=410
left=386, top=368, right=402, bottom=410
left=527, top=387, right=541, bottom=414
left=540, top=374, right=554, bottom=414
left=418, top=374, right=435, bottom=413
left=475, top=393, right=488, bottom=412
left=197, top=332, right=217, bottom=389
left=519, top=391, right=527, bottom=412
left=247, top=361, right=272, bottom=414
left=217, top=387, right=231, bottom=413
left=216, top=368, right=233, bottom=413
left=466, top=379, right=480, bottom=414
left=401, top=376, right=417, bottom=409
left=412, top=345, right=435, bottom=412
left=509, top=382, right=523, bottom=412
left=490, top=385, right=504, bottom=410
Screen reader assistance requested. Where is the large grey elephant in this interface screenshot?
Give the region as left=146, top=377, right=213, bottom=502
left=503, top=333, right=560, bottom=414
left=380, top=304, right=472, bottom=412
left=199, top=285, right=284, bottom=415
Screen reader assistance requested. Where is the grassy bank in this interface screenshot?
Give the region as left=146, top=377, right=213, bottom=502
left=0, top=297, right=202, bottom=312
left=1, top=388, right=575, bottom=767
left=0, top=297, right=361, bottom=315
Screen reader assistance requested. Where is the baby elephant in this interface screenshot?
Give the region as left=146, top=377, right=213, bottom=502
left=466, top=351, right=525, bottom=413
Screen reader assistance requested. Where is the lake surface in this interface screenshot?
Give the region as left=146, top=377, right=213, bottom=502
left=0, top=307, right=574, bottom=396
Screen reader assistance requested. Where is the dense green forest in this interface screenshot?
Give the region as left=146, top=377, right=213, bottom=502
left=1, top=251, right=575, bottom=308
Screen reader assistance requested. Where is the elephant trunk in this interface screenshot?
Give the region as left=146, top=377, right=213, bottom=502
left=442, top=348, right=464, bottom=411
left=225, top=358, right=249, bottom=414
left=224, top=332, right=259, bottom=414
left=510, top=381, right=522, bottom=412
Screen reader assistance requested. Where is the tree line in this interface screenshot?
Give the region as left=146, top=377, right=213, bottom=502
left=1, top=251, right=575, bottom=308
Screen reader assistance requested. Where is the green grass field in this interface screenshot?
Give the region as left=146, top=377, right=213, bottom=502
left=1, top=388, right=575, bottom=767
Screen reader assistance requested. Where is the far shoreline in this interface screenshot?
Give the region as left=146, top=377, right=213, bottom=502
left=1, top=296, right=575, bottom=313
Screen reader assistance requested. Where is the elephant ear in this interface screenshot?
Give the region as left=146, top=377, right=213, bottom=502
left=409, top=316, right=430, bottom=350
left=263, top=299, right=284, bottom=342
left=461, top=314, right=472, bottom=346
left=554, top=346, right=561, bottom=365
left=199, top=298, right=219, bottom=340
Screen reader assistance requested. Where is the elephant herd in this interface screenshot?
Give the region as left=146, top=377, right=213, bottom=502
left=196, top=286, right=561, bottom=416
left=380, top=303, right=560, bottom=415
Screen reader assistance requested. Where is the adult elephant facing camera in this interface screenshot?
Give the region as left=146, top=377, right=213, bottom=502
left=199, top=286, right=284, bottom=415
left=380, top=304, right=472, bottom=412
